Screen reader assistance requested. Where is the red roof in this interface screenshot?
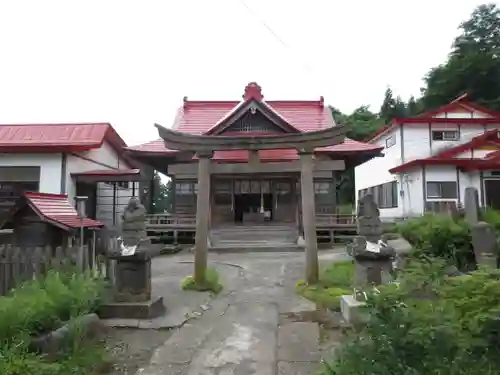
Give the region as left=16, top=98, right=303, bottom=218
left=368, top=95, right=500, bottom=142
left=71, top=168, right=140, bottom=177
left=0, top=123, right=127, bottom=152
left=24, top=192, right=103, bottom=231
left=126, top=83, right=382, bottom=157
left=389, top=129, right=500, bottom=174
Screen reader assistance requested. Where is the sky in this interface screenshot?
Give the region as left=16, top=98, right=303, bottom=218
left=0, top=0, right=491, bottom=147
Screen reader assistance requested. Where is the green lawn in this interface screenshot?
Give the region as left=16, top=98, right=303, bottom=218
left=296, top=260, right=354, bottom=310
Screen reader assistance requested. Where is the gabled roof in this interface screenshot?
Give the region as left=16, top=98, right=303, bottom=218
left=205, top=82, right=301, bottom=134
left=0, top=123, right=127, bottom=153
left=389, top=129, right=500, bottom=174
left=368, top=94, right=500, bottom=142
left=417, top=93, right=500, bottom=118
left=23, top=192, right=103, bottom=231
left=126, top=82, right=383, bottom=157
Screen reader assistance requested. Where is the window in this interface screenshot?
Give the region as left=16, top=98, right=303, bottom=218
left=426, top=181, right=457, bottom=199
left=105, top=181, right=129, bottom=189
left=385, top=135, right=396, bottom=148
left=0, top=181, right=39, bottom=229
left=175, top=182, right=197, bottom=195
left=432, top=130, right=459, bottom=141
left=358, top=181, right=398, bottom=209
left=314, top=182, right=331, bottom=194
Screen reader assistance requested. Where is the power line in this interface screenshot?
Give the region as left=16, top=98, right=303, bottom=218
left=237, top=0, right=328, bottom=94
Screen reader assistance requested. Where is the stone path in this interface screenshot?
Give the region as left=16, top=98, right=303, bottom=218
left=134, top=250, right=348, bottom=375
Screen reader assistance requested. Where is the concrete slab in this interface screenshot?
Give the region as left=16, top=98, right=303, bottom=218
left=278, top=361, right=320, bottom=375
left=132, top=250, right=349, bottom=375
left=277, top=322, right=321, bottom=362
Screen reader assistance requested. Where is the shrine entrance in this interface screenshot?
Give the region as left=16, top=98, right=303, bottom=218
left=234, top=193, right=273, bottom=223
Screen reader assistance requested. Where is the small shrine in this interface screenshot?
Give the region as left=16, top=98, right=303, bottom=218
left=0, top=191, right=103, bottom=247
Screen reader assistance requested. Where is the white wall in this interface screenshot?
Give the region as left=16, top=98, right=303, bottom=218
left=0, top=153, right=62, bottom=194
left=354, top=127, right=403, bottom=219
left=66, top=141, right=138, bottom=227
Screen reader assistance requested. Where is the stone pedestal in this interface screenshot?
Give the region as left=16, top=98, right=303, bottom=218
left=99, top=250, right=165, bottom=319
left=340, top=295, right=368, bottom=325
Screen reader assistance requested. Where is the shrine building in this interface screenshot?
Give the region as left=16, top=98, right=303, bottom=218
left=126, top=82, right=383, bottom=252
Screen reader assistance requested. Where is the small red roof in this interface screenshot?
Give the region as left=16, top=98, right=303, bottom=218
left=368, top=95, right=500, bottom=142
left=71, top=168, right=140, bottom=177
left=389, top=129, right=500, bottom=174
left=0, top=123, right=127, bottom=152
left=24, top=192, right=103, bottom=231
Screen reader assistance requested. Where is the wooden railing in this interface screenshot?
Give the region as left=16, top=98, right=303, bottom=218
left=146, top=213, right=196, bottom=229
left=146, top=213, right=357, bottom=230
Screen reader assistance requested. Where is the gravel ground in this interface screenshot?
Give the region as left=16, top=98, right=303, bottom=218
left=104, top=328, right=173, bottom=375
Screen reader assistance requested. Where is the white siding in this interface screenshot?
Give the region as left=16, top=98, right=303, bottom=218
left=354, top=128, right=403, bottom=219
left=65, top=141, right=138, bottom=227
left=355, top=105, right=497, bottom=219
left=0, top=153, right=62, bottom=193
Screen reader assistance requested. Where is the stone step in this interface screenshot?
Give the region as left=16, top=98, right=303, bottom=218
left=209, top=244, right=305, bottom=253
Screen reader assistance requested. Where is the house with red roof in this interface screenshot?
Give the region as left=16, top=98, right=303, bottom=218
left=355, top=94, right=500, bottom=219
left=126, top=82, right=382, bottom=238
left=0, top=123, right=142, bottom=229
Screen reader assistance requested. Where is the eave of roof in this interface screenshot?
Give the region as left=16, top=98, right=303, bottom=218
left=23, top=192, right=103, bottom=231
left=0, top=123, right=128, bottom=154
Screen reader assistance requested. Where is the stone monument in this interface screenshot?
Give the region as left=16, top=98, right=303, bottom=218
left=99, top=198, right=165, bottom=319
left=341, top=194, right=396, bottom=324
left=464, top=187, right=498, bottom=268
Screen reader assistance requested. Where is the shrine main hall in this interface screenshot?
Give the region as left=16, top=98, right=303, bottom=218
left=127, top=83, right=381, bottom=255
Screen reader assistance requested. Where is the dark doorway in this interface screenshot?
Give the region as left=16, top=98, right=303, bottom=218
left=234, top=194, right=273, bottom=223
left=75, top=182, right=97, bottom=219
left=485, top=179, right=500, bottom=210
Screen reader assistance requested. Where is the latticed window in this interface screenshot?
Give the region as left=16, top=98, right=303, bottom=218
left=225, top=111, right=282, bottom=133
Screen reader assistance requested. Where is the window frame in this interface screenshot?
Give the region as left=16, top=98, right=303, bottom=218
left=432, top=130, right=459, bottom=141
left=426, top=181, right=457, bottom=199
left=385, top=135, right=396, bottom=148
left=358, top=181, right=398, bottom=209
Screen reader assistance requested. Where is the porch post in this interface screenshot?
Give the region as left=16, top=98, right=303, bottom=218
left=194, top=152, right=212, bottom=284
left=299, top=150, right=319, bottom=284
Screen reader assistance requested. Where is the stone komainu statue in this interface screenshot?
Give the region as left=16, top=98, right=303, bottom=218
left=121, top=197, right=148, bottom=247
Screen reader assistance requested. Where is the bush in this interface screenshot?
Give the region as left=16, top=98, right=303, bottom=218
left=0, top=271, right=106, bottom=341
left=0, top=271, right=108, bottom=375
left=181, top=267, right=223, bottom=293
left=296, top=260, right=354, bottom=310
left=319, top=258, right=500, bottom=375
left=396, top=214, right=474, bottom=269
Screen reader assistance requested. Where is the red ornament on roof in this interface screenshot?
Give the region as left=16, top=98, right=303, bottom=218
left=243, top=82, right=263, bottom=101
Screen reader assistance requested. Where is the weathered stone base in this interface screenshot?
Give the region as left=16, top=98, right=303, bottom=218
left=340, top=294, right=367, bottom=325
left=98, top=296, right=165, bottom=319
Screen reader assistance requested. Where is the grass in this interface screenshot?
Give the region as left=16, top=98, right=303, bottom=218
left=296, top=260, right=354, bottom=310
left=181, top=267, right=223, bottom=294
left=0, top=270, right=109, bottom=375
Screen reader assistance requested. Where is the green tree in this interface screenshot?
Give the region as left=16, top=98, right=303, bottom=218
left=421, top=3, right=500, bottom=111
left=151, top=172, right=172, bottom=213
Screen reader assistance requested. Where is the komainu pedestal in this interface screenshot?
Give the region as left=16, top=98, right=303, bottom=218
left=99, top=198, right=165, bottom=320
left=341, top=194, right=396, bottom=325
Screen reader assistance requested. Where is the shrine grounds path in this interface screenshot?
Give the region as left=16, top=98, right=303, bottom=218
left=123, top=249, right=349, bottom=375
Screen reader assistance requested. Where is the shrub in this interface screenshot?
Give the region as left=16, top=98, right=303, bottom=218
left=0, top=271, right=106, bottom=341
left=396, top=214, right=474, bottom=269
left=296, top=260, right=354, bottom=310
left=181, top=267, right=223, bottom=294
left=319, top=258, right=500, bottom=375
